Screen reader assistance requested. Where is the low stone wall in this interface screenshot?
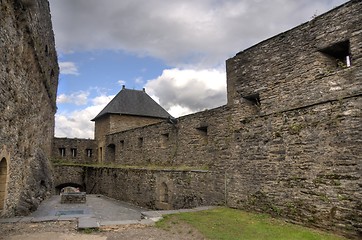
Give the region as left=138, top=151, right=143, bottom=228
left=53, top=165, right=224, bottom=210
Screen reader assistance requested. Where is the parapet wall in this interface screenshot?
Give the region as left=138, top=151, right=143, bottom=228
left=53, top=165, right=224, bottom=210
left=0, top=0, right=58, bottom=216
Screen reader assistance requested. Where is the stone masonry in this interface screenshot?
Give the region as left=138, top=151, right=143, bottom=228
left=0, top=0, right=58, bottom=216
left=52, top=1, right=361, bottom=238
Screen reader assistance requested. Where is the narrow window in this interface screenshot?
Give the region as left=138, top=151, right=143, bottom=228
left=59, top=148, right=66, bottom=157
left=86, top=149, right=92, bottom=158
left=99, top=147, right=103, bottom=162
left=138, top=137, right=144, bottom=148
left=71, top=148, right=77, bottom=158
left=120, top=140, right=125, bottom=149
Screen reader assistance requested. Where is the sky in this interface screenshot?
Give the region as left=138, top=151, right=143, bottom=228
left=49, top=0, right=349, bottom=139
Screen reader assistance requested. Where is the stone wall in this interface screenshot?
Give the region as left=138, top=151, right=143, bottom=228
left=95, top=114, right=168, bottom=162
left=226, top=0, right=362, bottom=115
left=0, top=0, right=58, bottom=216
left=53, top=165, right=224, bottom=210
left=104, top=104, right=257, bottom=167
left=224, top=96, right=361, bottom=237
left=52, top=138, right=97, bottom=164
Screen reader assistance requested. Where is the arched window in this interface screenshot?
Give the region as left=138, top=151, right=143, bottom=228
left=0, top=158, right=8, bottom=211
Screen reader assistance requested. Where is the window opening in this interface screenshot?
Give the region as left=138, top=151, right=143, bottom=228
left=59, top=148, right=66, bottom=157
left=243, top=93, right=261, bottom=107
left=319, top=40, right=351, bottom=68
left=71, top=148, right=77, bottom=158
left=138, top=137, right=144, bottom=148
left=86, top=149, right=92, bottom=158
left=196, top=126, right=208, bottom=136
left=161, top=133, right=169, bottom=148
left=120, top=140, right=125, bottom=149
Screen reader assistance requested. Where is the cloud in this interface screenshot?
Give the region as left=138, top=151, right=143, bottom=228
left=117, top=80, right=126, bottom=86
left=55, top=94, right=115, bottom=138
left=57, top=91, right=89, bottom=105
left=49, top=0, right=348, bottom=67
left=59, top=61, right=79, bottom=75
left=145, top=68, right=226, bottom=117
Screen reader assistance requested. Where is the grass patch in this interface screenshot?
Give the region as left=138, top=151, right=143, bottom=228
left=156, top=207, right=347, bottom=240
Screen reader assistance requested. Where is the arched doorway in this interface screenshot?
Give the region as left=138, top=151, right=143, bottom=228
left=0, top=158, right=8, bottom=211
left=160, top=182, right=169, bottom=203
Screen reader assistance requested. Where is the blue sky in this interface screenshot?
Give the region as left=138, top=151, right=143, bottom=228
left=49, top=0, right=349, bottom=139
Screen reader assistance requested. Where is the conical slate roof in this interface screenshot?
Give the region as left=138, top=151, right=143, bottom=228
left=91, top=87, right=171, bottom=121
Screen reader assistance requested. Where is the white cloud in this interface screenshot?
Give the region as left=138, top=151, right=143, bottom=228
left=59, top=61, right=79, bottom=75
left=57, top=91, right=89, bottom=105
left=117, top=80, right=126, bottom=86
left=55, top=94, right=114, bottom=138
left=49, top=0, right=348, bottom=68
left=135, top=77, right=143, bottom=84
left=145, top=68, right=227, bottom=117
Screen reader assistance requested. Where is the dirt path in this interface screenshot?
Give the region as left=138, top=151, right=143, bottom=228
left=0, top=220, right=206, bottom=240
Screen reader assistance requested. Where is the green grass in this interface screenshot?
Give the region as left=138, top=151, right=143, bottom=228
left=156, top=207, right=348, bottom=240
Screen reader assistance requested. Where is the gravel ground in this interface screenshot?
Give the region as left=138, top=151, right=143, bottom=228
left=0, top=220, right=206, bottom=240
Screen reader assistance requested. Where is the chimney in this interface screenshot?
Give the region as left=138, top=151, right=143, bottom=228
left=122, top=85, right=126, bottom=90
left=143, top=88, right=146, bottom=92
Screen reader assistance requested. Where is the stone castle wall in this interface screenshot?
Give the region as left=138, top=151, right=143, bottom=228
left=224, top=2, right=361, bottom=236
left=52, top=138, right=97, bottom=164
left=52, top=1, right=361, bottom=238
left=0, top=0, right=58, bottom=216
left=94, top=114, right=166, bottom=162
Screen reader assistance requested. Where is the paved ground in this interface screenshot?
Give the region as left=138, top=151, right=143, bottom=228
left=29, top=194, right=147, bottom=225
left=0, top=194, right=211, bottom=240
left=0, top=194, right=214, bottom=228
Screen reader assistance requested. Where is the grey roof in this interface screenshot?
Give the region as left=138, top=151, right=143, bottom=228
left=91, top=88, right=172, bottom=121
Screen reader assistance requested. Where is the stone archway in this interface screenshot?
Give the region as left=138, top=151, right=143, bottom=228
left=0, top=157, right=8, bottom=211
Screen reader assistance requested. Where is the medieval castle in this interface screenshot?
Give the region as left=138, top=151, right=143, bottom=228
left=0, top=0, right=361, bottom=238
